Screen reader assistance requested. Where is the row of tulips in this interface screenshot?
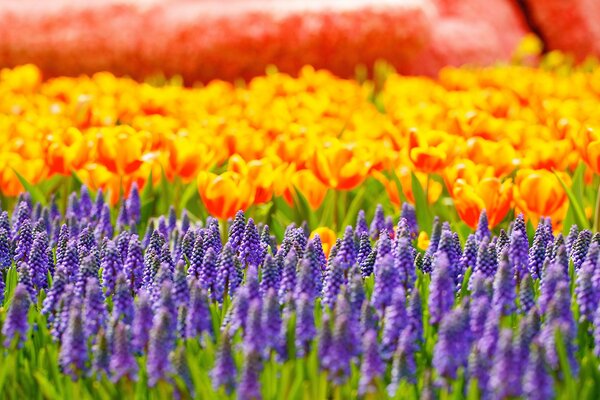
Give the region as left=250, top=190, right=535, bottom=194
left=1, top=188, right=600, bottom=399
left=1, top=58, right=599, bottom=229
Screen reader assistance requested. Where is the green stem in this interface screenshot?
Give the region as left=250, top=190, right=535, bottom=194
left=425, top=174, right=431, bottom=205
left=594, top=182, right=600, bottom=232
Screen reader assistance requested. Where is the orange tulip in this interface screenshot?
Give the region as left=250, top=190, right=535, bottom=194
left=167, top=137, right=214, bottom=182
left=284, top=169, right=329, bottom=210
left=443, top=159, right=497, bottom=189
left=45, top=127, right=91, bottom=175
left=408, top=129, right=459, bottom=174
left=310, top=227, right=336, bottom=257
left=373, top=168, right=442, bottom=206
left=228, top=155, right=277, bottom=205
left=96, top=127, right=145, bottom=175
left=197, top=170, right=254, bottom=220
left=0, top=154, right=47, bottom=197
left=464, top=137, right=518, bottom=177
left=311, top=141, right=370, bottom=190
left=572, top=126, right=600, bottom=174
left=513, top=169, right=570, bottom=225
left=452, top=177, right=513, bottom=228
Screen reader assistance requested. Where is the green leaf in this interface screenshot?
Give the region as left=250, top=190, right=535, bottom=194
left=554, top=169, right=589, bottom=229
left=33, top=372, right=61, bottom=400
left=141, top=170, right=154, bottom=203
left=179, top=182, right=198, bottom=213
left=411, top=172, right=432, bottom=230
left=340, top=186, right=367, bottom=232
left=13, top=169, right=46, bottom=206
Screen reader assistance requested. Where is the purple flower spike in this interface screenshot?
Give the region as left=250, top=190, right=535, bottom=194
left=14, top=219, right=33, bottom=264
left=428, top=252, right=454, bottom=325
left=91, top=329, right=110, bottom=378
left=337, top=226, right=357, bottom=269
left=369, top=204, right=386, bottom=240
left=318, top=313, right=333, bottom=371
left=571, top=229, right=592, bottom=270
left=492, top=250, right=516, bottom=315
left=212, top=329, right=237, bottom=394
left=426, top=217, right=442, bottom=257
left=435, top=231, right=460, bottom=285
left=185, top=280, right=211, bottom=339
left=355, top=210, right=368, bottom=237
left=83, top=277, right=107, bottom=338
left=388, top=327, right=418, bottom=395
left=260, top=254, right=281, bottom=296
left=490, top=329, right=522, bottom=398
left=227, top=210, right=246, bottom=251
left=113, top=273, right=135, bottom=324
left=147, top=307, right=176, bottom=387
left=302, top=240, right=324, bottom=296
left=433, top=303, right=470, bottom=381
left=124, top=235, right=143, bottom=291
left=328, top=314, right=353, bottom=384
left=173, top=261, right=190, bottom=307
left=132, top=290, right=154, bottom=353
left=322, top=256, right=347, bottom=309
left=278, top=247, right=298, bottom=302
left=101, top=240, right=122, bottom=296
left=243, top=300, right=264, bottom=356
left=358, top=330, right=385, bottom=396
left=475, top=209, right=490, bottom=242
left=395, top=237, right=416, bottom=290
left=565, top=224, right=579, bottom=256
left=371, top=254, right=399, bottom=311
left=59, top=300, right=88, bottom=379
left=523, top=342, right=554, bottom=400
left=2, top=284, right=31, bottom=348
left=401, top=203, right=418, bottom=238
left=215, top=244, right=239, bottom=302
left=295, top=294, right=316, bottom=357
left=239, top=218, right=261, bottom=267
left=262, top=289, right=284, bottom=359
left=237, top=350, right=262, bottom=400
left=110, top=321, right=138, bottom=382
left=0, top=227, right=12, bottom=269
left=381, top=287, right=407, bottom=359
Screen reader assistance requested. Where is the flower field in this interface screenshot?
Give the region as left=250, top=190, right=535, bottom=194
left=2, top=49, right=600, bottom=399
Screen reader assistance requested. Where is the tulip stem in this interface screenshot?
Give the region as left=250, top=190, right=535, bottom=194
left=425, top=174, right=431, bottom=205
left=594, top=182, right=600, bottom=232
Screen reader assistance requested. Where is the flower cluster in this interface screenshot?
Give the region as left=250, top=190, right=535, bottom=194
left=1, top=60, right=598, bottom=227
left=0, top=188, right=598, bottom=398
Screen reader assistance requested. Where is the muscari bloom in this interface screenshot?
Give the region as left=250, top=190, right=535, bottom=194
left=59, top=300, right=88, bottom=379
left=295, top=293, right=316, bottom=357
left=110, top=321, right=138, bottom=382
left=212, top=328, right=237, bottom=394
left=428, top=252, right=454, bottom=325
left=492, top=250, right=516, bottom=315
left=523, top=341, right=554, bottom=400
left=371, top=253, right=399, bottom=311
left=571, top=229, right=592, bottom=270
left=358, top=330, right=385, bottom=396
left=489, top=329, right=522, bottom=398
left=185, top=280, right=211, bottom=340
left=322, top=255, right=347, bottom=308
left=381, top=286, right=407, bottom=359
left=355, top=209, right=368, bottom=237
left=147, top=307, right=176, bottom=387
left=388, top=327, right=418, bottom=395
left=433, top=303, right=470, bottom=382
left=112, top=273, right=135, bottom=324
left=132, top=289, right=154, bottom=353
left=2, top=284, right=31, bottom=348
